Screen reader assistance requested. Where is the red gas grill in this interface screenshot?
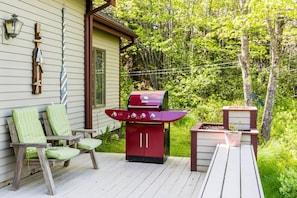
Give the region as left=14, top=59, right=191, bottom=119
left=105, top=90, right=186, bottom=163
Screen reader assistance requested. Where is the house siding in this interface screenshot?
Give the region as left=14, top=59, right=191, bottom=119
left=92, top=28, right=121, bottom=134
left=0, top=0, right=86, bottom=185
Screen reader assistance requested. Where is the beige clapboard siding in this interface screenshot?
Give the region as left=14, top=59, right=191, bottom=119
left=92, top=28, right=121, bottom=133
left=0, top=0, right=85, bottom=184
left=196, top=132, right=251, bottom=172
left=0, top=150, right=14, bottom=161
left=0, top=132, right=9, bottom=142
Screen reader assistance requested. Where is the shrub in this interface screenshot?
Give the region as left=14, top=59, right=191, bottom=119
left=279, top=168, right=297, bottom=197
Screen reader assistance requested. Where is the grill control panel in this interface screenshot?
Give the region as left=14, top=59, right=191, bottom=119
left=105, top=109, right=186, bottom=123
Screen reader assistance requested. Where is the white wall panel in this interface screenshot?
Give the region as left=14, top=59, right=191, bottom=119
left=0, top=0, right=86, bottom=185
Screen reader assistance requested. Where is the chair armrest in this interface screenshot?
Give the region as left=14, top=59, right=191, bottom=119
left=72, top=129, right=97, bottom=134
left=10, top=142, right=51, bottom=148
left=46, top=134, right=82, bottom=142
left=72, top=129, right=97, bottom=138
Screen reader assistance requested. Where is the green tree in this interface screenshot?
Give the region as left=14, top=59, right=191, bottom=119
left=246, top=0, right=297, bottom=140
left=114, top=0, right=296, bottom=123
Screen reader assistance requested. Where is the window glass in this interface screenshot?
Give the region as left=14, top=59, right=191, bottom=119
left=92, top=48, right=105, bottom=107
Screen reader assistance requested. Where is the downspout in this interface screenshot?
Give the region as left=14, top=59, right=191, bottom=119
left=84, top=0, right=116, bottom=129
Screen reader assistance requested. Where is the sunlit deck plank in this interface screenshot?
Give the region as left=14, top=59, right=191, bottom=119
left=0, top=152, right=205, bottom=198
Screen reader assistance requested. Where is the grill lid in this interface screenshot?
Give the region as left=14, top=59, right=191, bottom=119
left=105, top=90, right=186, bottom=122
left=128, top=90, right=168, bottom=110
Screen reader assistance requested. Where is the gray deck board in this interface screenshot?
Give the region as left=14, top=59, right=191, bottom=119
left=199, top=144, right=264, bottom=198
left=0, top=152, right=205, bottom=198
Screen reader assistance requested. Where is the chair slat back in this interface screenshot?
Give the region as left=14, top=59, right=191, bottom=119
left=42, top=113, right=54, bottom=136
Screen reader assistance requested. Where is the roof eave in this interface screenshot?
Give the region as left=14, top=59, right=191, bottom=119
left=93, top=14, right=138, bottom=41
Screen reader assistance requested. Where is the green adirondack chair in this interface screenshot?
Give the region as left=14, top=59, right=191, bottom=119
left=43, top=104, right=102, bottom=169
left=7, top=107, right=80, bottom=195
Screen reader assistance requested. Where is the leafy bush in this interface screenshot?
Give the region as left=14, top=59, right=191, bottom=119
left=172, top=114, right=196, bottom=128
left=164, top=68, right=244, bottom=109
left=100, top=126, right=110, bottom=145
left=279, top=168, right=297, bottom=197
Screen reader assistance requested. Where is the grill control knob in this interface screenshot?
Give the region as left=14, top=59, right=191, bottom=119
left=131, top=112, right=137, bottom=118
left=140, top=113, right=146, bottom=119
left=111, top=111, right=117, bottom=117
left=150, top=113, right=156, bottom=119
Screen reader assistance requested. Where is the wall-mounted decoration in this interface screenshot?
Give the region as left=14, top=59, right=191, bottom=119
left=32, top=23, right=43, bottom=94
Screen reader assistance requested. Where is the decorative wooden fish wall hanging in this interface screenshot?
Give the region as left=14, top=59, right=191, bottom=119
left=32, top=23, right=43, bottom=94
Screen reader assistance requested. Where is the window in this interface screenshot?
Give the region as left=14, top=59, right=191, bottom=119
left=92, top=48, right=106, bottom=107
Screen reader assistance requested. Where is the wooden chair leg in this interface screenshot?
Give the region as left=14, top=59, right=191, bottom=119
left=64, top=160, right=71, bottom=167
left=36, top=148, right=56, bottom=195
left=89, top=149, right=99, bottom=169
left=63, top=144, right=76, bottom=167
left=11, top=147, right=26, bottom=191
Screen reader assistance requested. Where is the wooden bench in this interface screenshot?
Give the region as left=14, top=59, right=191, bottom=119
left=198, top=144, right=264, bottom=198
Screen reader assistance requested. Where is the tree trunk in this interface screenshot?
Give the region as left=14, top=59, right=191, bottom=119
left=261, top=17, right=285, bottom=141
left=240, top=33, right=253, bottom=106
left=239, top=0, right=253, bottom=106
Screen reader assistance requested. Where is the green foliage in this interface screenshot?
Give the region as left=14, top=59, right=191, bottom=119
left=100, top=126, right=110, bottom=145
left=170, top=123, right=191, bottom=157
left=257, top=98, right=297, bottom=197
left=120, top=74, right=134, bottom=107
left=173, top=114, right=196, bottom=128
left=115, top=0, right=296, bottom=101
left=272, top=99, right=297, bottom=146
left=278, top=69, right=297, bottom=98
left=188, top=97, right=236, bottom=123
left=258, top=138, right=297, bottom=198
left=163, top=67, right=244, bottom=110
left=258, top=142, right=283, bottom=197
left=279, top=168, right=297, bottom=197
left=96, top=138, right=126, bottom=153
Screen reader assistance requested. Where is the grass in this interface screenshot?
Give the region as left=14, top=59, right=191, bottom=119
left=96, top=138, right=125, bottom=153
left=258, top=143, right=282, bottom=198
left=169, top=122, right=191, bottom=157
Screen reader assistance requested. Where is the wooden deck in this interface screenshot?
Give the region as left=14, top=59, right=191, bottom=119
left=0, top=152, right=206, bottom=198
